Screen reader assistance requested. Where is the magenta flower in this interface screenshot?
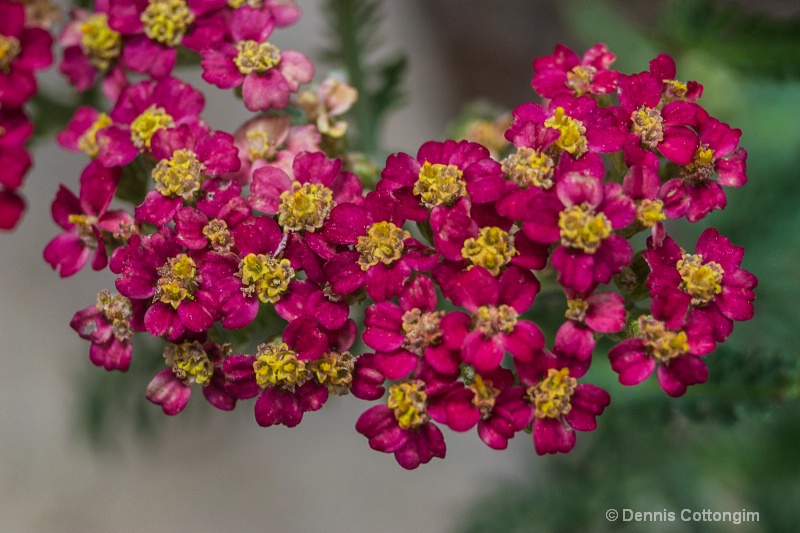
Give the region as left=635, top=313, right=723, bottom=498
left=108, top=0, right=226, bottom=78
left=0, top=189, right=25, bottom=230
left=146, top=339, right=236, bottom=415
left=377, top=139, right=505, bottom=221
left=70, top=290, right=134, bottom=371
left=173, top=178, right=249, bottom=252
left=531, top=43, right=619, bottom=98
left=200, top=6, right=313, bottom=111
left=617, top=71, right=699, bottom=166
left=621, top=162, right=667, bottom=245
left=222, top=338, right=357, bottom=427
left=660, top=113, right=747, bottom=222
left=356, top=380, right=446, bottom=469
left=0, top=0, right=53, bottom=108
left=322, top=191, right=438, bottom=302
left=134, top=125, right=240, bottom=226
left=44, top=161, right=132, bottom=277
left=524, top=367, right=610, bottom=455
left=648, top=53, right=703, bottom=103
left=427, top=367, right=532, bottom=450
left=644, top=228, right=756, bottom=351
left=442, top=265, right=544, bottom=373
left=609, top=315, right=709, bottom=397
left=0, top=108, right=33, bottom=194
left=115, top=228, right=220, bottom=339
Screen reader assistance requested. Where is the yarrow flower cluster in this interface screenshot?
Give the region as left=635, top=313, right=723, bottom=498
left=13, top=5, right=755, bottom=469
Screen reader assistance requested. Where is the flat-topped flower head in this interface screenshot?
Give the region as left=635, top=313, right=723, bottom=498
left=164, top=339, right=214, bottom=385
left=356, top=221, right=410, bottom=270
left=414, top=161, right=466, bottom=209
left=80, top=13, right=121, bottom=69
left=238, top=252, right=295, bottom=304
left=501, top=146, right=555, bottom=189
left=140, top=0, right=194, bottom=47
left=461, top=226, right=517, bottom=276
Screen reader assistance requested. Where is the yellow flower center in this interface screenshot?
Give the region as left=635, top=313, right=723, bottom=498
left=469, top=374, right=501, bottom=419
left=636, top=199, right=666, bottom=227
left=388, top=381, right=428, bottom=430
left=80, top=14, right=122, bottom=69
left=202, top=219, right=233, bottom=252
left=461, top=226, right=517, bottom=276
left=96, top=289, right=133, bottom=341
left=234, top=40, right=281, bottom=75
left=413, top=161, right=466, bottom=209
left=164, top=340, right=215, bottom=385
left=309, top=351, right=355, bottom=395
left=681, top=145, right=715, bottom=182
left=528, top=368, right=577, bottom=419
left=501, top=146, right=555, bottom=189
left=155, top=254, right=198, bottom=309
left=475, top=304, right=518, bottom=337
left=278, top=182, right=336, bottom=233
left=77, top=112, right=113, bottom=158
left=638, top=316, right=689, bottom=364
left=630, top=106, right=664, bottom=149
left=356, top=221, right=410, bottom=270
left=565, top=298, right=589, bottom=322
left=253, top=342, right=306, bottom=390
left=543, top=106, right=588, bottom=157
left=67, top=213, right=100, bottom=247
left=152, top=149, right=206, bottom=199
left=664, top=80, right=688, bottom=102
left=676, top=253, right=724, bottom=306
left=0, top=35, right=21, bottom=72
left=246, top=129, right=276, bottom=161
left=401, top=308, right=444, bottom=356
left=238, top=253, right=294, bottom=304
left=141, top=0, right=194, bottom=47
left=558, top=203, right=611, bottom=254
left=565, top=65, right=597, bottom=96
left=130, top=105, right=175, bottom=149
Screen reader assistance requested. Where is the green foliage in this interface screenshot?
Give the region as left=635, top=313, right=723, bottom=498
left=321, top=0, right=407, bottom=159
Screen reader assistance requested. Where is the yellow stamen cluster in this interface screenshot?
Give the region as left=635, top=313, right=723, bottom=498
left=638, top=316, right=689, bottom=363
left=558, top=203, right=612, bottom=254
left=202, top=219, right=233, bottom=252
left=141, top=0, right=194, bottom=47
left=164, top=340, right=214, bottom=385
left=246, top=129, right=276, bottom=161
left=501, top=146, right=555, bottom=190
left=234, top=40, right=281, bottom=75
left=401, top=308, right=445, bottom=355
left=278, top=182, right=336, bottom=232
left=309, top=351, right=355, bottom=395
left=96, top=289, right=134, bottom=341
left=67, top=213, right=100, bottom=247
left=461, top=226, right=517, bottom=276
left=682, top=145, right=715, bottom=182
left=630, top=106, right=664, bottom=149
left=388, top=381, right=428, bottom=430
left=77, top=112, right=113, bottom=158
left=155, top=254, right=198, bottom=309
left=475, top=304, right=518, bottom=337
left=565, top=65, right=597, bottom=96
left=528, top=368, right=576, bottom=419
left=253, top=342, right=306, bottom=390
left=664, top=80, right=688, bottom=102
left=356, top=221, right=410, bottom=270
left=676, top=253, right=724, bottom=306
left=79, top=14, right=122, bottom=69
left=469, top=374, right=501, bottom=419
left=152, top=149, right=206, bottom=199
left=238, top=253, right=295, bottom=304
left=0, top=35, right=21, bottom=72
left=130, top=105, right=175, bottom=149
left=544, top=106, right=588, bottom=157
left=636, top=199, right=666, bottom=227
left=413, top=161, right=466, bottom=209
left=565, top=298, right=589, bottom=322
